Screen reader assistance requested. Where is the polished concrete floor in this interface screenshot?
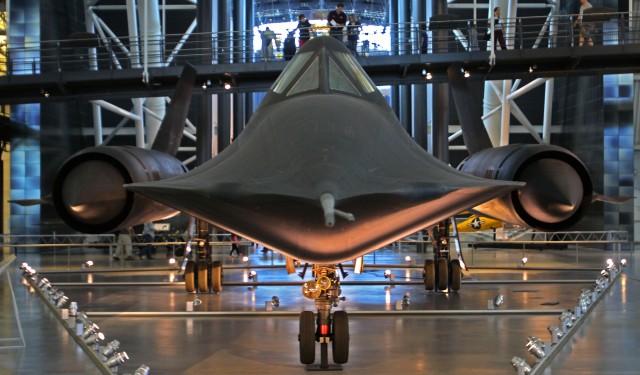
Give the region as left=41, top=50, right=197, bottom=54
left=0, top=242, right=637, bottom=375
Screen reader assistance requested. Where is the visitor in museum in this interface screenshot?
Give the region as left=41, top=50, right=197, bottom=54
left=327, top=3, right=347, bottom=41
left=113, top=227, right=135, bottom=261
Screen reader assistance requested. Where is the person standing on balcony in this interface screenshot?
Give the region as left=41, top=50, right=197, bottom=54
left=296, top=14, right=314, bottom=48
left=327, top=3, right=347, bottom=42
left=489, top=6, right=507, bottom=50
left=575, top=0, right=594, bottom=46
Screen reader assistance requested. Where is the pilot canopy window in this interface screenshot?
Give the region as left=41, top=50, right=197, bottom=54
left=271, top=49, right=377, bottom=98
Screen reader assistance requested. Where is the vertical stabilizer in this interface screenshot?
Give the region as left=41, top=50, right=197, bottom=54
left=150, top=63, right=197, bottom=156
left=447, top=65, right=493, bottom=155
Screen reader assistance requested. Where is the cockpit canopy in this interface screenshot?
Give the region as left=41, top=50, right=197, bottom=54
left=270, top=37, right=378, bottom=98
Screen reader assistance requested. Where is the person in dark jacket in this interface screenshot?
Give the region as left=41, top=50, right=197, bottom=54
left=327, top=3, right=347, bottom=41
left=347, top=15, right=362, bottom=55
left=296, top=14, right=313, bottom=47
left=283, top=31, right=296, bottom=60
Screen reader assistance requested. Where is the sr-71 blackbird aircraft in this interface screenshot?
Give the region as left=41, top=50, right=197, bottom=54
left=47, top=36, right=601, bottom=367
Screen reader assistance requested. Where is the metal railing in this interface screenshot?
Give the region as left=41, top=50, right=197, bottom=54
left=1, top=11, right=638, bottom=77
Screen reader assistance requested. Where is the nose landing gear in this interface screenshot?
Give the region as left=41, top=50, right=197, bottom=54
left=298, top=264, right=349, bottom=369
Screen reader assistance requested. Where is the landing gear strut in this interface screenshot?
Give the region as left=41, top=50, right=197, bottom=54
left=182, top=220, right=223, bottom=293
left=299, top=264, right=349, bottom=369
left=424, top=219, right=463, bottom=292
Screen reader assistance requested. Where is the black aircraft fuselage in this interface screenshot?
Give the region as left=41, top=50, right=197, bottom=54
left=126, top=37, right=520, bottom=263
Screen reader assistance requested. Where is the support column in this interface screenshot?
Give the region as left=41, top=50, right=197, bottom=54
left=432, top=0, right=449, bottom=163
left=233, top=0, right=245, bottom=139
left=412, top=0, right=427, bottom=148
left=389, top=1, right=400, bottom=117
left=197, top=0, right=214, bottom=165
left=217, top=0, right=232, bottom=152
left=398, top=0, right=411, bottom=134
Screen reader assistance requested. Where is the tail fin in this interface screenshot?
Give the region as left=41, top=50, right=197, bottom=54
left=447, top=64, right=493, bottom=154
left=150, top=63, right=197, bottom=156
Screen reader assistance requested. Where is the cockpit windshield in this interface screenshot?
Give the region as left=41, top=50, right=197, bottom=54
left=270, top=45, right=377, bottom=98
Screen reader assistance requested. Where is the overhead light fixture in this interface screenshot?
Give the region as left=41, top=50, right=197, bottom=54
left=82, top=260, right=94, bottom=269
left=168, top=257, right=176, bottom=265
left=426, top=72, right=433, bottom=80
left=620, top=259, right=627, bottom=267
left=463, top=70, right=470, bottom=78
left=41, top=89, right=50, bottom=98
left=494, top=293, right=504, bottom=307
left=242, top=256, right=249, bottom=263
left=606, top=258, right=614, bottom=270
left=105, top=351, right=129, bottom=368
left=520, top=257, right=528, bottom=267
left=404, top=256, right=411, bottom=262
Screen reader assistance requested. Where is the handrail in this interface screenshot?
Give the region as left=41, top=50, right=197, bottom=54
left=1, top=11, right=638, bottom=77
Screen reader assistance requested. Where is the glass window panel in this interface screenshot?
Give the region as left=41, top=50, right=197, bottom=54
left=287, top=57, right=320, bottom=96
left=333, top=52, right=376, bottom=93
left=328, top=58, right=360, bottom=96
left=272, top=52, right=314, bottom=94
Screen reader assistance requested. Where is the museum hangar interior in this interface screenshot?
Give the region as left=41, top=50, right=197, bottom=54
left=0, top=0, right=639, bottom=374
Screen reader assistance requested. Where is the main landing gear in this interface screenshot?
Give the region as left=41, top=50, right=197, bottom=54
left=182, top=220, right=224, bottom=294
left=299, top=264, right=349, bottom=369
left=424, top=218, right=464, bottom=292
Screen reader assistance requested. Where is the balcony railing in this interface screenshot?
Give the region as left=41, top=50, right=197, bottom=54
left=1, top=11, right=638, bottom=77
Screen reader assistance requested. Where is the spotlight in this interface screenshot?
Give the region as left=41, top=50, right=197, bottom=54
left=405, top=256, right=411, bottom=262
left=271, top=296, right=280, bottom=308
left=526, top=336, right=546, bottom=359
left=134, top=365, right=151, bottom=375
left=223, top=82, right=231, bottom=90
left=384, top=269, right=395, bottom=283
left=38, top=278, right=50, bottom=290
left=510, top=356, right=532, bottom=373
left=82, top=323, right=100, bottom=339
left=102, top=340, right=121, bottom=358
left=528, top=65, right=537, bottom=73
left=84, top=331, right=105, bottom=346
left=606, top=258, right=614, bottom=269
left=82, top=260, right=94, bottom=270
left=494, top=294, right=504, bottom=307
left=248, top=270, right=257, bottom=281
left=547, top=325, right=563, bottom=343
left=242, top=256, right=249, bottom=263
left=463, top=70, right=470, bottom=78
left=426, top=72, right=432, bottom=80
left=69, top=302, right=78, bottom=317
left=559, top=310, right=576, bottom=329
left=193, top=295, right=201, bottom=307
left=521, top=257, right=528, bottom=266
left=76, top=312, right=91, bottom=326
left=168, top=257, right=176, bottom=265
left=621, top=259, right=627, bottom=267
left=20, top=262, right=29, bottom=271
left=105, top=352, right=129, bottom=368
left=56, top=295, right=69, bottom=309
left=421, top=68, right=426, bottom=76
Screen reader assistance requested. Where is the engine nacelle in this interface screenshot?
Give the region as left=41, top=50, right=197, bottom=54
left=457, top=144, right=593, bottom=231
left=52, top=146, right=187, bottom=233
